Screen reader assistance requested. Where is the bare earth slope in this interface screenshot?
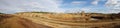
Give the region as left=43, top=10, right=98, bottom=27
left=0, top=12, right=120, bottom=28
left=0, top=14, right=52, bottom=28
left=13, top=13, right=120, bottom=28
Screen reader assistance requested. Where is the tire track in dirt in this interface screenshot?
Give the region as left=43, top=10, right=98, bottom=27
left=0, top=14, right=52, bottom=28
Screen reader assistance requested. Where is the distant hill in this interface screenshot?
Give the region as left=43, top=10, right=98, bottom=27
left=31, top=12, right=52, bottom=13
left=15, top=12, right=54, bottom=14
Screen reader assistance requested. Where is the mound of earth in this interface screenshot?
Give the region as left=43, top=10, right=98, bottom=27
left=0, top=14, right=52, bottom=28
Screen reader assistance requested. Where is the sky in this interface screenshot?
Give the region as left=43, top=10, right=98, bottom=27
left=0, top=0, right=120, bottom=14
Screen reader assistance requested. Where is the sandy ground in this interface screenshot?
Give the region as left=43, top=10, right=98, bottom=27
left=0, top=14, right=52, bottom=28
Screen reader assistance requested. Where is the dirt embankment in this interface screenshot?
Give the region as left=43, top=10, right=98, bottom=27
left=0, top=14, right=52, bottom=28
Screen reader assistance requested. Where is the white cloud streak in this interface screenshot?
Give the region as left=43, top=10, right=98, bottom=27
left=71, top=1, right=86, bottom=5
left=105, top=0, right=120, bottom=13
left=91, top=0, right=99, bottom=5
left=0, top=0, right=120, bottom=14
left=0, top=0, right=64, bottom=14
left=64, top=8, right=91, bottom=13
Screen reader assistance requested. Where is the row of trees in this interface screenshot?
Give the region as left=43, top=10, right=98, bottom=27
left=110, top=13, right=120, bottom=19
left=0, top=13, right=3, bottom=14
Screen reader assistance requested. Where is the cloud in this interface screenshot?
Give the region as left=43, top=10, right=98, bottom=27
left=105, top=0, right=120, bottom=13
left=0, top=0, right=64, bottom=14
left=80, top=8, right=90, bottom=11
left=91, top=0, right=99, bottom=5
left=64, top=7, right=91, bottom=13
left=71, top=1, right=86, bottom=5
left=0, top=0, right=119, bottom=14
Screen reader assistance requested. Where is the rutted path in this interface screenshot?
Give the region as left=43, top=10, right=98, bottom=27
left=14, top=13, right=120, bottom=28
left=0, top=14, right=52, bottom=28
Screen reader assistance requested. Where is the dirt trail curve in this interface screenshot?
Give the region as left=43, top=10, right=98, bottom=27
left=0, top=14, right=52, bottom=28
left=13, top=13, right=120, bottom=28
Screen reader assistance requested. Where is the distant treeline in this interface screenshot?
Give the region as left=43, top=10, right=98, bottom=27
left=0, top=13, right=3, bottom=14
left=110, top=13, right=120, bottom=19
left=30, top=12, right=55, bottom=14
left=31, top=12, right=50, bottom=13
left=19, top=12, right=55, bottom=14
